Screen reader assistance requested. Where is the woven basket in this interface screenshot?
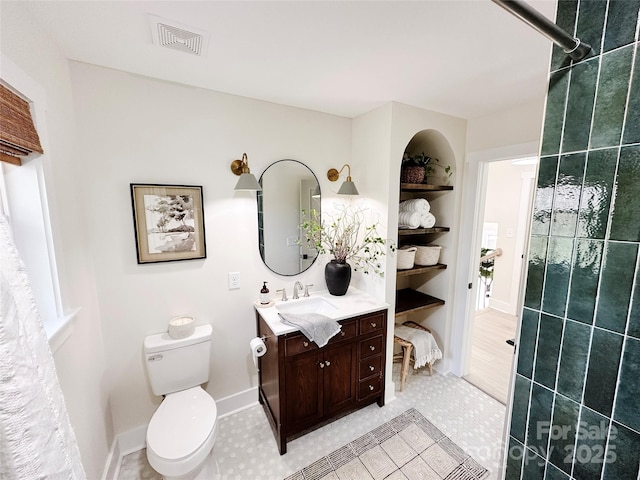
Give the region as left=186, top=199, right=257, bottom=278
left=414, top=245, right=441, bottom=266
left=400, top=165, right=425, bottom=184
left=397, top=246, right=417, bottom=270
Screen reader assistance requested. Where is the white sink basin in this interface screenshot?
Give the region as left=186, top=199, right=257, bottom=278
left=275, top=296, right=338, bottom=316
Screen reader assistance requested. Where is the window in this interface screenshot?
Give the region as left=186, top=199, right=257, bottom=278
left=1, top=54, right=75, bottom=351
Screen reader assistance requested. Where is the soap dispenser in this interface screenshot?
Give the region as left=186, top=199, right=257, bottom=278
left=260, top=282, right=270, bottom=304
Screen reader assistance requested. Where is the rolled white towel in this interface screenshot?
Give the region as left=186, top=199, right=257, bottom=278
left=399, top=198, right=430, bottom=214
left=398, top=211, right=420, bottom=229
left=420, top=212, right=436, bottom=228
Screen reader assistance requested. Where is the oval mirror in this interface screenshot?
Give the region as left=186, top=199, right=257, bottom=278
left=257, top=159, right=320, bottom=276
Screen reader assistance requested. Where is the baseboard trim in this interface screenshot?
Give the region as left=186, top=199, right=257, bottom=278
left=488, top=299, right=516, bottom=315
left=101, top=387, right=259, bottom=479
left=101, top=424, right=147, bottom=480
left=217, top=386, right=259, bottom=419
left=101, top=436, right=120, bottom=480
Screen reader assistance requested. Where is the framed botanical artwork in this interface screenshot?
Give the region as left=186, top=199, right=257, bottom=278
left=130, top=184, right=206, bottom=264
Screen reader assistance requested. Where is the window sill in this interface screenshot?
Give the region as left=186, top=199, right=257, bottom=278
left=47, top=307, right=81, bottom=353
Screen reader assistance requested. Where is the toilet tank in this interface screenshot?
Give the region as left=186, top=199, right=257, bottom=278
left=144, top=324, right=212, bottom=396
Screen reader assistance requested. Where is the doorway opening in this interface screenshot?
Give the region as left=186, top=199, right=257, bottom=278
left=463, top=156, right=537, bottom=404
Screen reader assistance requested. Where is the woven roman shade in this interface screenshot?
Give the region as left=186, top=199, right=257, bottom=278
left=0, top=83, right=44, bottom=166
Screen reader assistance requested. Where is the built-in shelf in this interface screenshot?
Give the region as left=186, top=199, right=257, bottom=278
left=395, top=288, right=445, bottom=317
left=396, top=263, right=447, bottom=278
left=395, top=173, right=452, bottom=319
left=401, top=183, right=454, bottom=192
left=398, top=227, right=450, bottom=236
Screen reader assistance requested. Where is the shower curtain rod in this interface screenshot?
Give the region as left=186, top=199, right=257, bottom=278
left=491, top=0, right=592, bottom=61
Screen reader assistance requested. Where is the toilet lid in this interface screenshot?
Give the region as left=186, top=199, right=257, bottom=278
left=147, top=387, right=217, bottom=461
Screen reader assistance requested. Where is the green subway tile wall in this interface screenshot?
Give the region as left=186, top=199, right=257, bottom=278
left=506, top=1, right=640, bottom=478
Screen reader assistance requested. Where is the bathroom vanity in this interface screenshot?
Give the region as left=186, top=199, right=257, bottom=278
left=255, top=289, right=388, bottom=454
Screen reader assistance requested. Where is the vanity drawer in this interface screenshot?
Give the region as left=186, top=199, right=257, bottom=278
left=358, top=375, right=382, bottom=400
left=285, top=335, right=318, bottom=356
left=359, top=335, right=383, bottom=359
left=359, top=313, right=385, bottom=335
left=358, top=355, right=382, bottom=381
left=329, top=319, right=357, bottom=344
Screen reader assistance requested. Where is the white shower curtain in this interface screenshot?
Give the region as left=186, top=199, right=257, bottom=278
left=0, top=215, right=86, bottom=479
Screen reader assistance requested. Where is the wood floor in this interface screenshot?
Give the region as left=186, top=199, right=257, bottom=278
left=464, top=308, right=517, bottom=405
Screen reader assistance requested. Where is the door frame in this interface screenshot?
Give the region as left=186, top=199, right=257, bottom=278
left=450, top=141, right=539, bottom=478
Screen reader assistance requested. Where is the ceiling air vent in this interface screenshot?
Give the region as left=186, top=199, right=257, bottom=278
left=148, top=15, right=209, bottom=57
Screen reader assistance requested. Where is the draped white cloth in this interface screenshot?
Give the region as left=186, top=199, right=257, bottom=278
left=0, top=215, right=86, bottom=480
left=394, top=325, right=442, bottom=369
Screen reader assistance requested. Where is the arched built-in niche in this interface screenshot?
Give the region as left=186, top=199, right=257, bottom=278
left=394, top=128, right=458, bottom=377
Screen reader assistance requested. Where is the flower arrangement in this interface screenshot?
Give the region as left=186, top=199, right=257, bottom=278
left=300, top=204, right=391, bottom=276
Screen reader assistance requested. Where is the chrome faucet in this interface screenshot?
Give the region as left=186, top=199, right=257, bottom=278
left=277, top=288, right=288, bottom=301
left=304, top=284, right=313, bottom=297
left=292, top=281, right=303, bottom=299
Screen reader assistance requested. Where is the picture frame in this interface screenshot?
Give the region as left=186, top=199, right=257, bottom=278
left=130, top=183, right=206, bottom=264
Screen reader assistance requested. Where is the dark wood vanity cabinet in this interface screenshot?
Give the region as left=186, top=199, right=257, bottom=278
left=256, top=309, right=387, bottom=454
left=285, top=341, right=355, bottom=432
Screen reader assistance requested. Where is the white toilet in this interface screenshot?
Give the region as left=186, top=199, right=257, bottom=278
left=143, top=324, right=218, bottom=480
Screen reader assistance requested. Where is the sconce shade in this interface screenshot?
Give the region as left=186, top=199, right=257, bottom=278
left=327, top=163, right=359, bottom=195
left=235, top=172, right=262, bottom=191
left=337, top=180, right=359, bottom=195
left=231, top=153, right=262, bottom=191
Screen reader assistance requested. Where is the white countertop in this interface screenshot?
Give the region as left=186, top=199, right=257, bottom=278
left=255, top=287, right=389, bottom=336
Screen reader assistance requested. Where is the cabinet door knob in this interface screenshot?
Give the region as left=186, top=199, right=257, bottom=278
left=369, top=345, right=376, bottom=351
left=319, top=361, right=325, bottom=368
left=368, top=384, right=374, bottom=391
left=325, top=361, right=331, bottom=367
left=370, top=322, right=377, bottom=328
left=303, top=341, right=309, bottom=347
left=341, top=331, right=346, bottom=337
left=369, top=365, right=375, bottom=371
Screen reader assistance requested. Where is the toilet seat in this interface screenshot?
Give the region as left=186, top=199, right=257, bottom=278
left=147, top=386, right=218, bottom=477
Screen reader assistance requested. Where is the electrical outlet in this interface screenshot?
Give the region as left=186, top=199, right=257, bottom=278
left=228, top=272, right=240, bottom=290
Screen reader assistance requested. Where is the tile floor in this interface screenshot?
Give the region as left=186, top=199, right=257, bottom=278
left=118, top=365, right=507, bottom=480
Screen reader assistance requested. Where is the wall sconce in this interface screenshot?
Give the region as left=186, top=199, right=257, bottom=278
left=230, top=153, right=262, bottom=191
left=327, top=164, right=359, bottom=195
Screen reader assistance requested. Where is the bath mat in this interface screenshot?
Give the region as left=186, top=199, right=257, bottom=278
left=284, top=407, right=488, bottom=480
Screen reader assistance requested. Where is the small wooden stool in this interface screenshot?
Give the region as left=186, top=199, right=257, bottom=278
left=393, top=321, right=434, bottom=391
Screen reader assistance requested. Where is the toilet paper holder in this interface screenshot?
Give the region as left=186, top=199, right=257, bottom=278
left=250, top=336, right=268, bottom=371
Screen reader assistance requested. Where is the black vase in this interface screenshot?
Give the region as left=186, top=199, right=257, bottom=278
left=325, top=260, right=351, bottom=296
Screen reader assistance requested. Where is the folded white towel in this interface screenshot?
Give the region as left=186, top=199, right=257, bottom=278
left=419, top=212, right=436, bottom=228
left=395, top=325, right=442, bottom=369
left=398, top=211, right=420, bottom=229
left=399, top=198, right=430, bottom=214
left=278, top=313, right=341, bottom=347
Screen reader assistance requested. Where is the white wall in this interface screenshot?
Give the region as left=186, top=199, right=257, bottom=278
left=68, top=61, right=353, bottom=435
left=466, top=100, right=546, bottom=153
left=0, top=3, right=112, bottom=477
left=451, top=99, right=547, bottom=376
